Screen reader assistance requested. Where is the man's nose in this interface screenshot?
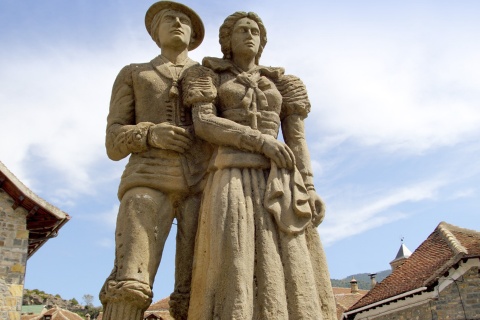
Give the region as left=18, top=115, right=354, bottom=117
left=173, top=17, right=182, bottom=26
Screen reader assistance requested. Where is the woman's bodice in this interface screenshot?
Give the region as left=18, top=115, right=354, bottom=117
left=217, top=69, right=282, bottom=137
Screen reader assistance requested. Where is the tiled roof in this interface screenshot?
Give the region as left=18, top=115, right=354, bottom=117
left=0, top=161, right=70, bottom=258
left=333, top=287, right=368, bottom=320
left=147, top=297, right=170, bottom=311
left=21, top=306, right=83, bottom=320
left=144, top=310, right=174, bottom=320
left=348, top=221, right=480, bottom=312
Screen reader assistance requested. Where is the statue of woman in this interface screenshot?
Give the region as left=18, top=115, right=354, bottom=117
left=182, top=11, right=336, bottom=319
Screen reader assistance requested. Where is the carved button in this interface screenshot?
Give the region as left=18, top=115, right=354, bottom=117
left=180, top=117, right=186, bottom=122
left=135, top=133, right=142, bottom=140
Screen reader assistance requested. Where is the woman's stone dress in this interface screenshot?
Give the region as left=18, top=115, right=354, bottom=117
left=182, top=57, right=334, bottom=320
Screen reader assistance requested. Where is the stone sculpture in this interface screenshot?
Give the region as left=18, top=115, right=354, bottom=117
left=99, top=2, right=211, bottom=320
left=182, top=11, right=337, bottom=320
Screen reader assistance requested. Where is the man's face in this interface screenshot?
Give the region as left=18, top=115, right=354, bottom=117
left=157, top=9, right=192, bottom=49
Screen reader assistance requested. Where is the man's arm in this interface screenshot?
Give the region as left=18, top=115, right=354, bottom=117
left=106, top=65, right=153, bottom=160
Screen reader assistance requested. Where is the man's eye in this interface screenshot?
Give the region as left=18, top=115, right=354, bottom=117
left=180, top=18, right=190, bottom=24
left=252, top=30, right=259, bottom=35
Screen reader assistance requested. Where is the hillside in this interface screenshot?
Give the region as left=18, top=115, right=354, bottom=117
left=22, top=289, right=101, bottom=318
left=24, top=272, right=391, bottom=316
left=331, top=269, right=391, bottom=290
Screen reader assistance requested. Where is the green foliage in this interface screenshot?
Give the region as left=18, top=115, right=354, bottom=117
left=70, top=298, right=79, bottom=306
left=330, top=270, right=391, bottom=290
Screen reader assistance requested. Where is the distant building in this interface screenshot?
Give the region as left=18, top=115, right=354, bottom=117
left=389, top=242, right=412, bottom=271
left=143, top=297, right=172, bottom=320
left=20, top=305, right=47, bottom=316
left=0, top=162, right=70, bottom=320
left=333, top=278, right=368, bottom=320
left=343, top=221, right=480, bottom=319
left=20, top=305, right=82, bottom=320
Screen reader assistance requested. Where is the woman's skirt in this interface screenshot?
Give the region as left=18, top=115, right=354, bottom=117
left=188, top=166, right=323, bottom=320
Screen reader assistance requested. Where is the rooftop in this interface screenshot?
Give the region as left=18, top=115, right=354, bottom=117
left=348, top=221, right=480, bottom=312
left=0, top=161, right=70, bottom=258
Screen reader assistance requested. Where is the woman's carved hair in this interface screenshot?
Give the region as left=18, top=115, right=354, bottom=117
left=219, top=11, right=267, bottom=64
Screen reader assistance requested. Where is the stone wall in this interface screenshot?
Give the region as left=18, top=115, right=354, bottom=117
left=0, top=189, right=29, bottom=320
left=435, top=265, right=480, bottom=320
left=356, top=264, right=480, bottom=320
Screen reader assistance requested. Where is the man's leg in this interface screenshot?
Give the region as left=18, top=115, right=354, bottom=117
left=169, top=192, right=201, bottom=320
left=100, top=187, right=174, bottom=320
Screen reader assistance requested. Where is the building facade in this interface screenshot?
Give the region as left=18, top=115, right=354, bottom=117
left=344, top=222, right=480, bottom=320
left=0, top=162, right=69, bottom=320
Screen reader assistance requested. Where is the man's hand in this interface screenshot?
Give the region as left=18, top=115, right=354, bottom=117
left=261, top=136, right=295, bottom=169
left=148, top=122, right=193, bottom=153
left=308, top=190, right=325, bottom=227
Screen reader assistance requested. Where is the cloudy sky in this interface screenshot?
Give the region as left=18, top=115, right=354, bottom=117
left=1, top=0, right=479, bottom=306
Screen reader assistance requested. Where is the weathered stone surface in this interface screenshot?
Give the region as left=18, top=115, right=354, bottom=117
left=101, top=4, right=336, bottom=320
left=99, top=2, right=208, bottom=320
left=183, top=11, right=336, bottom=320
left=0, top=190, right=28, bottom=320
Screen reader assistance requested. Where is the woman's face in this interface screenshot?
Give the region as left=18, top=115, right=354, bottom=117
left=231, top=17, right=260, bottom=59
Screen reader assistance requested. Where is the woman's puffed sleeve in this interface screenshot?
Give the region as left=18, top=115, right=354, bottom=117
left=182, top=65, right=219, bottom=107
left=276, top=74, right=311, bottom=120
left=105, top=65, right=153, bottom=161
left=277, top=74, right=315, bottom=188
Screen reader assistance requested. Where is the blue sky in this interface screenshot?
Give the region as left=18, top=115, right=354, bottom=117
left=1, top=0, right=479, bottom=306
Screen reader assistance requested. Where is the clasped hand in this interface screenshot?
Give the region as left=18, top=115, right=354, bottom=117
left=261, top=136, right=295, bottom=169
left=308, top=190, right=325, bottom=227
left=148, top=122, right=193, bottom=153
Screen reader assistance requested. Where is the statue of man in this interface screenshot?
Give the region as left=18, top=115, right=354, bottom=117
left=99, top=2, right=210, bottom=319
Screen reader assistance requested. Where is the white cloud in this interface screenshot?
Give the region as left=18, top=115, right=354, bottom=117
left=319, top=178, right=445, bottom=246
left=0, top=37, right=155, bottom=200
left=262, top=14, right=480, bottom=155
left=449, top=188, right=475, bottom=201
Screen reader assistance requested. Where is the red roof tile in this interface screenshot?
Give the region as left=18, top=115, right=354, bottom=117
left=348, top=221, right=480, bottom=312
left=147, top=297, right=170, bottom=311
left=333, top=287, right=368, bottom=320
left=22, top=306, right=83, bottom=320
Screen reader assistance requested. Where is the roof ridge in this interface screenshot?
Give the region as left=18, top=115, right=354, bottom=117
left=437, top=221, right=468, bottom=256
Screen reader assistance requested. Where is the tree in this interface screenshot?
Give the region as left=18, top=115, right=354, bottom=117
left=82, top=294, right=94, bottom=308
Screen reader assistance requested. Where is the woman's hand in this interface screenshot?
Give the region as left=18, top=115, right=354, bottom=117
left=147, top=122, right=193, bottom=153
left=261, top=136, right=295, bottom=169
left=309, top=190, right=326, bottom=227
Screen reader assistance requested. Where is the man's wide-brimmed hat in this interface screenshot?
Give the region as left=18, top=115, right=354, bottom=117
left=145, top=1, right=204, bottom=51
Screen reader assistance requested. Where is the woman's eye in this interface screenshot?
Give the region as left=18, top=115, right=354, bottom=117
left=252, top=30, right=259, bottom=35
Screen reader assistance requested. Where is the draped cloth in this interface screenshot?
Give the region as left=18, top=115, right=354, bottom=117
left=264, top=162, right=312, bottom=234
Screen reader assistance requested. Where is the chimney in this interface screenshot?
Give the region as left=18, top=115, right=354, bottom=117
left=369, top=273, right=377, bottom=289
left=350, top=277, right=359, bottom=294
